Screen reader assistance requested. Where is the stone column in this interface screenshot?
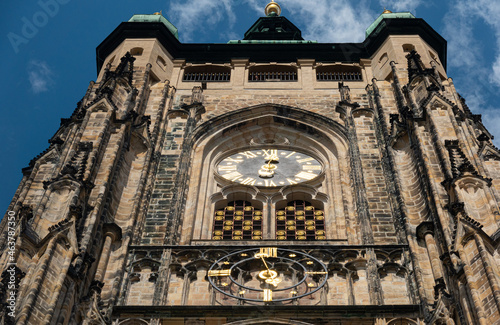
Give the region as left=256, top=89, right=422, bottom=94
left=344, top=103, right=374, bottom=245
left=389, top=61, right=406, bottom=109
left=417, top=222, right=443, bottom=281
left=423, top=231, right=443, bottom=281
left=474, top=233, right=500, bottom=312
left=95, top=223, right=122, bottom=283
left=457, top=244, right=488, bottom=325
left=297, top=59, right=315, bottom=91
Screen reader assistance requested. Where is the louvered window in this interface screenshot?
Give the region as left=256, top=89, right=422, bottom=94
left=183, top=66, right=231, bottom=82
left=276, top=200, right=325, bottom=240
left=213, top=201, right=262, bottom=240
left=316, top=65, right=362, bottom=81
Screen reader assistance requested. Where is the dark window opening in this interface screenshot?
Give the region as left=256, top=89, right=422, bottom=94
left=248, top=65, right=297, bottom=82
left=213, top=201, right=262, bottom=240
left=276, top=200, right=325, bottom=241
left=316, top=65, right=362, bottom=81
left=183, top=65, right=231, bottom=82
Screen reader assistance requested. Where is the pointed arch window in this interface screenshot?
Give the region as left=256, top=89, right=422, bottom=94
left=213, top=200, right=262, bottom=240
left=275, top=200, right=325, bottom=240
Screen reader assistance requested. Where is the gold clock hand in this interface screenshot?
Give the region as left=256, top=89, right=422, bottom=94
left=257, top=253, right=280, bottom=287
left=260, top=255, right=271, bottom=275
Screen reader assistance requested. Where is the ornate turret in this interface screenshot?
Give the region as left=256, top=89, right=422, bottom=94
left=243, top=0, right=303, bottom=41
left=128, top=13, right=179, bottom=39
left=365, top=9, right=416, bottom=37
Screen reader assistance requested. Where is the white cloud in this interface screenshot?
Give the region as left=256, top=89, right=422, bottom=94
left=244, top=0, right=424, bottom=43
left=27, top=60, right=54, bottom=94
left=243, top=0, right=262, bottom=13
left=444, top=1, right=500, bottom=85
left=167, top=0, right=426, bottom=43
left=167, top=0, right=235, bottom=42
left=443, top=0, right=500, bottom=146
left=464, top=89, right=500, bottom=147
left=269, top=0, right=375, bottom=42
left=492, top=58, right=500, bottom=87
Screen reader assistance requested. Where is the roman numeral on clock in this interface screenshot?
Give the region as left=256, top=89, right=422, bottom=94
left=264, top=179, right=277, bottom=187
left=297, top=157, right=315, bottom=163
left=223, top=171, right=243, bottom=181
left=262, top=149, right=278, bottom=159
left=218, top=165, right=237, bottom=171
left=263, top=289, right=273, bottom=302
left=241, top=151, right=258, bottom=158
left=295, top=171, right=317, bottom=180
left=302, top=165, right=321, bottom=171
left=240, top=177, right=256, bottom=185
left=255, top=247, right=278, bottom=258
left=208, top=269, right=231, bottom=277
left=224, top=157, right=243, bottom=163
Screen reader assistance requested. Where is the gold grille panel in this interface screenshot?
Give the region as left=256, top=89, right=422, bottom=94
left=213, top=201, right=262, bottom=240
left=276, top=200, right=325, bottom=240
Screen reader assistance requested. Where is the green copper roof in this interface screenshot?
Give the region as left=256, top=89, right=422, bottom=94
left=128, top=14, right=179, bottom=40
left=365, top=12, right=416, bottom=38
left=227, top=40, right=317, bottom=44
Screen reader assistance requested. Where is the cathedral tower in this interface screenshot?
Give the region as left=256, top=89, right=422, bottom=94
left=2, top=2, right=500, bottom=324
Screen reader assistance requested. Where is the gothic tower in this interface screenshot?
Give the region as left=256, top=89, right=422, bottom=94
left=2, top=2, right=500, bottom=325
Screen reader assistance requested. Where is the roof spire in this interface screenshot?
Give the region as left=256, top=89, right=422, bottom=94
left=265, top=0, right=281, bottom=16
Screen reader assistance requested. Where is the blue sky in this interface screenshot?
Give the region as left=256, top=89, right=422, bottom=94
left=1, top=0, right=500, bottom=213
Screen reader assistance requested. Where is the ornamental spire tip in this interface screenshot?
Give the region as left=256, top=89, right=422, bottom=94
left=265, top=0, right=281, bottom=16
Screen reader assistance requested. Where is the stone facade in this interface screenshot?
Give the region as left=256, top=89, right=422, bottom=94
left=1, top=8, right=500, bottom=325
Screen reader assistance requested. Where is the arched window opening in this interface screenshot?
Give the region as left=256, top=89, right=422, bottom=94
left=130, top=47, right=144, bottom=56
left=213, top=200, right=262, bottom=240
left=378, top=53, right=388, bottom=65
left=402, top=44, right=415, bottom=53
left=248, top=65, right=297, bottom=82
left=276, top=200, right=325, bottom=240
left=183, top=65, right=231, bottom=82
left=316, top=65, right=362, bottom=81
left=429, top=50, right=441, bottom=67
left=156, top=56, right=167, bottom=70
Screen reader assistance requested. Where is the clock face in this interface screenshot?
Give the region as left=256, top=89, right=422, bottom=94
left=208, top=247, right=328, bottom=303
left=217, top=149, right=322, bottom=187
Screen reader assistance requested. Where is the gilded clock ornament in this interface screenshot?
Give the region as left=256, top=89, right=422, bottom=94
left=208, top=247, right=328, bottom=303
left=217, top=149, right=322, bottom=187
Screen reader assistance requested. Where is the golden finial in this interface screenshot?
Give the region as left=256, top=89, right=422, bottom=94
left=265, top=0, right=281, bottom=16
left=153, top=11, right=162, bottom=15
left=382, top=8, right=392, bottom=14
